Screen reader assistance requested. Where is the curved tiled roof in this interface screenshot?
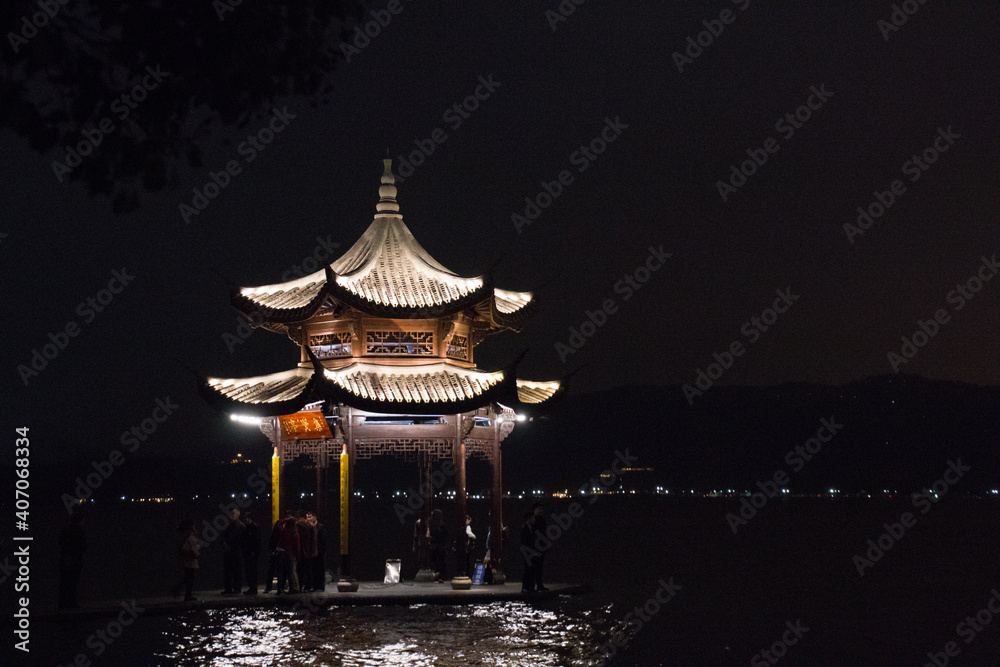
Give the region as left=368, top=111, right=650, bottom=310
left=324, top=362, right=504, bottom=405
left=232, top=160, right=533, bottom=324
left=494, top=288, right=533, bottom=315
left=200, top=367, right=320, bottom=416
left=200, top=362, right=562, bottom=416
left=330, top=218, right=484, bottom=309
left=237, top=274, right=325, bottom=311
left=515, top=380, right=562, bottom=404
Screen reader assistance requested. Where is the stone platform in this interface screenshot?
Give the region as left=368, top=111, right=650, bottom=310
left=31, top=582, right=592, bottom=622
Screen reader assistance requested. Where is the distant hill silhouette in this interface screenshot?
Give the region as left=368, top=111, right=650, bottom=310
left=502, top=374, right=1000, bottom=493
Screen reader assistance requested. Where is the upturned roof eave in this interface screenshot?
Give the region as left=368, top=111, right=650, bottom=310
left=199, top=355, right=562, bottom=417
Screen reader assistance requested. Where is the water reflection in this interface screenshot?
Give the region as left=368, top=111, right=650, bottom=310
left=156, top=601, right=607, bottom=666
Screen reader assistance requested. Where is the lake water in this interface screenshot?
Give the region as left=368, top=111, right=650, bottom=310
left=39, top=601, right=615, bottom=666
left=16, top=496, right=1000, bottom=665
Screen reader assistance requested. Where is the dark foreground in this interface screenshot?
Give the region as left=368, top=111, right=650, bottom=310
left=7, top=496, right=1000, bottom=665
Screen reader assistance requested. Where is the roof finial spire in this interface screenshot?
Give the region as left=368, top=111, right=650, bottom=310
left=377, top=158, right=399, bottom=213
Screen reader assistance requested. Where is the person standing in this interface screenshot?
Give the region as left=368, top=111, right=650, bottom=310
left=285, top=512, right=301, bottom=593
left=275, top=516, right=300, bottom=594
left=241, top=511, right=261, bottom=595
left=58, top=510, right=86, bottom=609
left=221, top=509, right=244, bottom=595
left=262, top=516, right=282, bottom=593
left=171, top=519, right=200, bottom=602
left=465, top=515, right=477, bottom=577
left=429, top=509, right=449, bottom=583
left=413, top=516, right=427, bottom=559
left=519, top=511, right=537, bottom=594
left=296, top=511, right=317, bottom=592
left=308, top=512, right=327, bottom=591
left=531, top=503, right=549, bottom=592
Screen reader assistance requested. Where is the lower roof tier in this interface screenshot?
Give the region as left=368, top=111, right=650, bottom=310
left=200, top=362, right=562, bottom=417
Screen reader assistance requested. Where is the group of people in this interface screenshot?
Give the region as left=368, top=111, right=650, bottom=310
left=219, top=509, right=262, bottom=595
left=263, top=510, right=327, bottom=594
left=415, top=505, right=551, bottom=592
left=408, top=506, right=559, bottom=592
left=170, top=508, right=326, bottom=601
left=413, top=509, right=478, bottom=583
left=65, top=503, right=543, bottom=607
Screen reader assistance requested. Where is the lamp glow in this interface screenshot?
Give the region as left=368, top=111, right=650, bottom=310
left=230, top=414, right=262, bottom=425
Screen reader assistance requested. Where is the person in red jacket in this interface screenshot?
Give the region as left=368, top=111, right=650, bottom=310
left=274, top=516, right=301, bottom=594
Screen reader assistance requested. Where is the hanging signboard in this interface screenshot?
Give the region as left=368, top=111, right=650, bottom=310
left=278, top=411, right=333, bottom=439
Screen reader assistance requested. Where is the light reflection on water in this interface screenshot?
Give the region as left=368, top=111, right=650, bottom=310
left=155, top=601, right=608, bottom=666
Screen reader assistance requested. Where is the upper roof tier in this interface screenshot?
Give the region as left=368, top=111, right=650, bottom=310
left=232, top=159, right=534, bottom=327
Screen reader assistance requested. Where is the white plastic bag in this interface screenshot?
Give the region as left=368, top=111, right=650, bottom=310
left=384, top=559, right=401, bottom=584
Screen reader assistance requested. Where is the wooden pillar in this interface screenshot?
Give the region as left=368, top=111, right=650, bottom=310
left=455, top=440, right=468, bottom=576
left=347, top=425, right=356, bottom=573
left=313, top=445, right=328, bottom=590
left=490, top=432, right=505, bottom=584
left=451, top=414, right=471, bottom=588
left=414, top=449, right=435, bottom=582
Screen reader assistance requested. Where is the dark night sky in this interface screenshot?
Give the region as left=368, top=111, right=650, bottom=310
left=3, top=2, right=998, bottom=463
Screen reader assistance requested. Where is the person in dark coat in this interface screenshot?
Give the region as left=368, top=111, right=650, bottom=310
left=429, top=509, right=449, bottom=583
left=170, top=519, right=200, bottom=602
left=531, top=503, right=549, bottom=592
left=308, top=512, right=327, bottom=591
left=296, top=511, right=317, bottom=592
left=58, top=510, right=86, bottom=609
left=263, top=516, right=282, bottom=593
left=519, top=511, right=537, bottom=593
left=221, top=509, right=245, bottom=595
left=241, top=511, right=261, bottom=595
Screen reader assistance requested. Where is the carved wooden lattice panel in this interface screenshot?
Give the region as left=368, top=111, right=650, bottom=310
left=309, top=332, right=352, bottom=359
left=282, top=438, right=345, bottom=462
left=464, top=438, right=495, bottom=462
left=355, top=438, right=453, bottom=462
left=446, top=334, right=469, bottom=361
left=366, top=330, right=434, bottom=355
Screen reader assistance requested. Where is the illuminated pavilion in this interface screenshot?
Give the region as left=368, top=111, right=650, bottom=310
left=198, top=159, right=563, bottom=589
